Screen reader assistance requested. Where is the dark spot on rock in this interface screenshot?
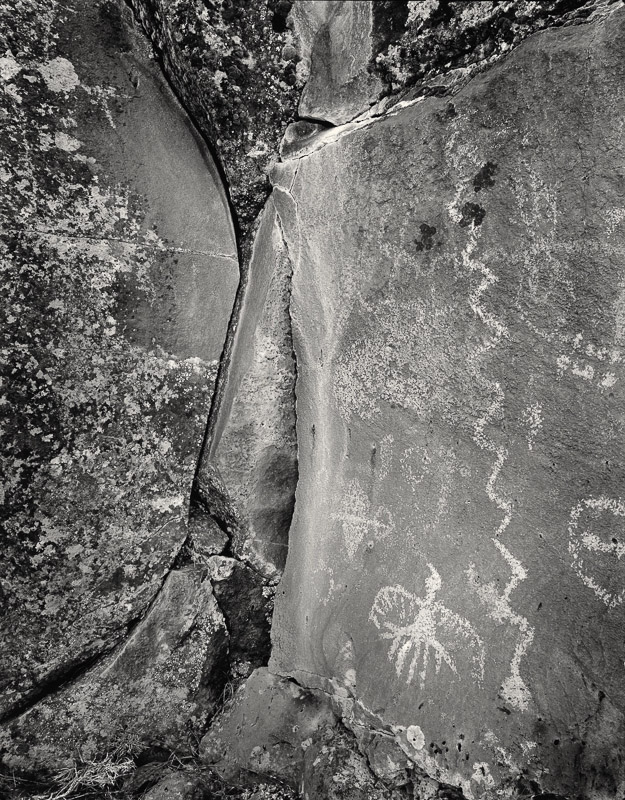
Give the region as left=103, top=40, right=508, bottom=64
left=459, top=202, right=486, bottom=227
left=270, top=0, right=292, bottom=33
left=415, top=222, right=437, bottom=251
left=98, top=0, right=132, bottom=53
left=443, top=101, right=457, bottom=120
left=473, top=161, right=499, bottom=192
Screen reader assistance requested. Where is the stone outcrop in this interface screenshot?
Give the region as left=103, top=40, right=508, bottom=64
left=203, top=198, right=297, bottom=581
left=371, top=0, right=621, bottom=101
left=292, top=1, right=384, bottom=125
left=4, top=1, right=625, bottom=798
left=270, top=3, right=625, bottom=797
left=0, top=0, right=237, bottom=772
left=200, top=668, right=399, bottom=799
left=127, top=0, right=304, bottom=239
left=0, top=568, right=228, bottom=774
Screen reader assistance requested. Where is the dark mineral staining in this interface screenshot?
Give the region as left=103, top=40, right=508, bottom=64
left=439, top=101, right=457, bottom=122
left=459, top=202, right=486, bottom=228
left=415, top=222, right=437, bottom=251
left=473, top=161, right=498, bottom=192
left=270, top=0, right=293, bottom=33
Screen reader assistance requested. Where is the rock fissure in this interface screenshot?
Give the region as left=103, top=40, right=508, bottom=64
left=5, top=1, right=625, bottom=797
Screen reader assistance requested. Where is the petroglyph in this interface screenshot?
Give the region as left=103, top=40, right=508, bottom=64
left=400, top=446, right=428, bottom=492
left=460, top=230, right=534, bottom=711
left=370, top=565, right=485, bottom=689
left=467, top=542, right=534, bottom=712
left=331, top=480, right=395, bottom=559
left=521, top=402, right=542, bottom=451
left=378, top=434, right=394, bottom=480
left=556, top=342, right=620, bottom=389
left=568, top=496, right=625, bottom=609
left=332, top=293, right=471, bottom=424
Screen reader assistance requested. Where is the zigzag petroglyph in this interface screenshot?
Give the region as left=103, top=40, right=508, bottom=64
left=461, top=229, right=535, bottom=711
left=370, top=564, right=485, bottom=689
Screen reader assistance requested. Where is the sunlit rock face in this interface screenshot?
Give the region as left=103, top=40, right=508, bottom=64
left=0, top=0, right=237, bottom=769
left=204, top=198, right=297, bottom=581
left=270, top=6, right=625, bottom=797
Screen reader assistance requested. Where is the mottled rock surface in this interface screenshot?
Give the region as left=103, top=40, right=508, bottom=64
left=200, top=667, right=336, bottom=787
left=200, top=668, right=401, bottom=800
left=0, top=568, right=228, bottom=774
left=373, top=0, right=621, bottom=103
left=0, top=0, right=236, bottom=769
left=271, top=6, right=625, bottom=797
left=128, top=0, right=303, bottom=239
left=293, top=1, right=383, bottom=125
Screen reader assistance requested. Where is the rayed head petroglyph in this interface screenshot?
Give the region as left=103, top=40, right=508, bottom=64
left=370, top=564, right=485, bottom=689
left=568, top=496, right=625, bottom=609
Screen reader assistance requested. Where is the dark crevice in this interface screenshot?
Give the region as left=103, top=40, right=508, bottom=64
left=0, top=651, right=109, bottom=728
left=294, top=113, right=335, bottom=129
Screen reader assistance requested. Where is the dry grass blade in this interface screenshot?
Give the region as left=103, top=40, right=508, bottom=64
left=30, top=755, right=135, bottom=800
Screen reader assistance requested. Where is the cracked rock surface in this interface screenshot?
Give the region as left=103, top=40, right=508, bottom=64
left=0, top=0, right=237, bottom=772
left=5, top=1, right=625, bottom=798
left=270, top=3, right=625, bottom=798
left=127, top=0, right=304, bottom=242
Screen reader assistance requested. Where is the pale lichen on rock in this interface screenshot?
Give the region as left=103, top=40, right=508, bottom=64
left=0, top=0, right=237, bottom=772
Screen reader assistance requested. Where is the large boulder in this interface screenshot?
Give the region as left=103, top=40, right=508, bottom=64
left=270, top=5, right=625, bottom=797
left=292, top=0, right=384, bottom=126
left=0, top=568, right=228, bottom=774
left=0, top=0, right=237, bottom=768
left=128, top=0, right=303, bottom=239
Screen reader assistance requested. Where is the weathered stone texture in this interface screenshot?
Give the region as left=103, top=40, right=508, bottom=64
left=372, top=0, right=621, bottom=102
left=270, top=6, right=625, bottom=797
left=293, top=1, right=384, bottom=125
left=0, top=568, right=228, bottom=774
left=128, top=0, right=303, bottom=239
left=200, top=667, right=335, bottom=787
left=0, top=0, right=236, bottom=769
left=200, top=668, right=399, bottom=799
left=205, top=199, right=297, bottom=580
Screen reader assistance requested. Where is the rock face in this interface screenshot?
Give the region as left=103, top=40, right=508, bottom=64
left=293, top=1, right=384, bottom=125
left=270, top=5, right=625, bottom=797
left=200, top=667, right=395, bottom=799
left=0, top=0, right=237, bottom=770
left=200, top=667, right=336, bottom=787
left=205, top=199, right=297, bottom=580
left=0, top=568, right=228, bottom=774
left=5, top=0, right=625, bottom=797
left=128, top=0, right=303, bottom=239
left=371, top=0, right=621, bottom=100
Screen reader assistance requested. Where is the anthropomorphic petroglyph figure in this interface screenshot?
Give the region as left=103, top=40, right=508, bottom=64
left=370, top=564, right=484, bottom=689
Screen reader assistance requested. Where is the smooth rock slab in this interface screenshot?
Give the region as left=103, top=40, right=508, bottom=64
left=0, top=0, right=237, bottom=741
left=205, top=198, right=297, bottom=580
left=293, top=0, right=383, bottom=125
left=270, top=8, right=625, bottom=798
